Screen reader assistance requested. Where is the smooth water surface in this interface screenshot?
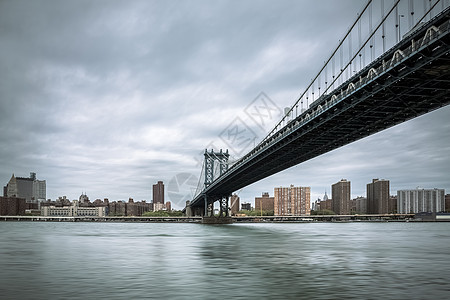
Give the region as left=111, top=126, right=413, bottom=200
left=1, top=222, right=449, bottom=299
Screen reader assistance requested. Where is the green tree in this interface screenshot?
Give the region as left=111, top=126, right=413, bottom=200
left=311, top=209, right=335, bottom=215
left=142, top=210, right=184, bottom=217
left=237, top=210, right=274, bottom=216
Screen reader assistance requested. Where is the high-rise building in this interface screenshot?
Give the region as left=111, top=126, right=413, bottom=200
left=445, top=194, right=450, bottom=213
left=397, top=188, right=445, bottom=214
left=274, top=185, right=310, bottom=216
left=389, top=195, right=397, bottom=214
left=255, top=192, right=274, bottom=213
left=153, top=181, right=164, bottom=204
left=230, top=194, right=240, bottom=215
left=367, top=179, right=390, bottom=214
left=332, top=179, right=351, bottom=215
left=5, top=173, right=46, bottom=204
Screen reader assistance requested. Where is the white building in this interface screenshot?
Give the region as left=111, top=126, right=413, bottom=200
left=153, top=202, right=166, bottom=212
left=41, top=200, right=106, bottom=217
left=354, top=196, right=367, bottom=214
left=397, top=188, right=445, bottom=214
left=33, top=180, right=46, bottom=202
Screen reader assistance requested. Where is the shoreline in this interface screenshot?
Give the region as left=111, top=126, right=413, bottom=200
left=1, top=213, right=449, bottom=223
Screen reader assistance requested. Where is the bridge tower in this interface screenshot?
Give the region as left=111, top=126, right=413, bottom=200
left=204, top=149, right=229, bottom=187
left=203, top=149, right=230, bottom=218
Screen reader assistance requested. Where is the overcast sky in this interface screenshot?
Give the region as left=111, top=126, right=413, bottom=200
left=1, top=0, right=449, bottom=209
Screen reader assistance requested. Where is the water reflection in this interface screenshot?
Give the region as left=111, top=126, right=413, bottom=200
left=0, top=222, right=449, bottom=299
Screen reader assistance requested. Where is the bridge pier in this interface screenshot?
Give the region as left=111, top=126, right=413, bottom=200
left=202, top=195, right=232, bottom=224
left=185, top=201, right=192, bottom=217
left=202, top=215, right=233, bottom=224
left=184, top=200, right=210, bottom=217
left=218, top=195, right=230, bottom=217
left=189, top=205, right=204, bottom=217
left=206, top=202, right=214, bottom=217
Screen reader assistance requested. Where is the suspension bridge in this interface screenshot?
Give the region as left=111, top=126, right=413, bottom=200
left=184, top=0, right=450, bottom=220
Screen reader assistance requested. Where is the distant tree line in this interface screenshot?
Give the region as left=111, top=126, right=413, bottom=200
left=310, top=209, right=335, bottom=215
left=142, top=210, right=183, bottom=217
left=237, top=210, right=274, bottom=216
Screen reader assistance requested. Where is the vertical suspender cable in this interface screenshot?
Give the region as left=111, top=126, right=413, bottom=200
left=395, top=4, right=399, bottom=43
left=382, top=0, right=386, bottom=53
left=409, top=0, right=415, bottom=29
left=358, top=15, right=362, bottom=70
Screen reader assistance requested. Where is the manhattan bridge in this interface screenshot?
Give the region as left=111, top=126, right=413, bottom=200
left=183, top=0, right=450, bottom=220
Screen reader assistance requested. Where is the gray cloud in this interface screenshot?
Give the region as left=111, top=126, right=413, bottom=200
left=1, top=0, right=448, bottom=208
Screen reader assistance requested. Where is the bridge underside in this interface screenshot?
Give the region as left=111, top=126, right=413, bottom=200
left=187, top=8, right=450, bottom=212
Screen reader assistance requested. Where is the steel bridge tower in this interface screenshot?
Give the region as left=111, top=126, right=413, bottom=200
left=203, top=149, right=230, bottom=219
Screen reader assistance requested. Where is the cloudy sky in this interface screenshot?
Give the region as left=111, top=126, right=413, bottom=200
left=1, top=0, right=449, bottom=209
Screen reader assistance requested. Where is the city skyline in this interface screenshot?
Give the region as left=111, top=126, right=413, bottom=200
left=3, top=171, right=447, bottom=213
left=1, top=0, right=449, bottom=209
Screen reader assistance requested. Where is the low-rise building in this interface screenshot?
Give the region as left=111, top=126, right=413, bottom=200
left=255, top=192, right=274, bottom=212
left=41, top=200, right=106, bottom=217
left=315, top=192, right=332, bottom=212
left=321, top=199, right=333, bottom=211
left=354, top=196, right=367, bottom=214
left=0, top=197, right=26, bottom=215
left=153, top=202, right=166, bottom=212
left=389, top=195, right=397, bottom=213
left=241, top=202, right=251, bottom=211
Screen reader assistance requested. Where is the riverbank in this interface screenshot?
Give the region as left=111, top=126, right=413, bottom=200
left=1, top=213, right=449, bottom=222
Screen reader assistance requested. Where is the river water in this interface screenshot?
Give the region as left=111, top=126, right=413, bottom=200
left=0, top=222, right=449, bottom=299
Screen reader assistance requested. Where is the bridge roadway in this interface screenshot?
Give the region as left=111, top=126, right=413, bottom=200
left=188, top=7, right=450, bottom=213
